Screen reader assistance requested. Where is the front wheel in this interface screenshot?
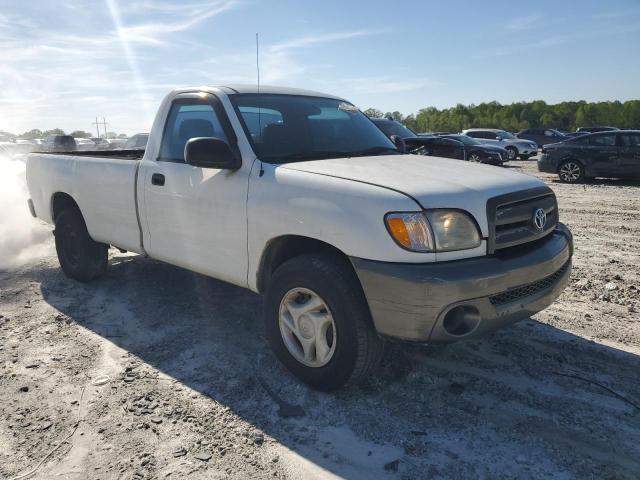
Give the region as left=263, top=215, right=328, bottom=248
left=55, top=209, right=108, bottom=281
left=264, top=253, right=383, bottom=391
left=558, top=160, right=585, bottom=183
left=505, top=146, right=518, bottom=161
left=467, top=152, right=483, bottom=163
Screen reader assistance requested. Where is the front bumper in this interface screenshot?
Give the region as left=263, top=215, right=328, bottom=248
left=537, top=154, right=559, bottom=173
left=517, top=146, right=538, bottom=156
left=351, top=224, right=573, bottom=343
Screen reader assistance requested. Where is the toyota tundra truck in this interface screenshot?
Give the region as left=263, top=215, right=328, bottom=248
left=26, top=85, right=573, bottom=390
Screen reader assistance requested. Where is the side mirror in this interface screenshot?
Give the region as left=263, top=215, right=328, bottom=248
left=496, top=136, right=503, bottom=141
left=390, top=135, right=406, bottom=153
left=184, top=137, right=241, bottom=170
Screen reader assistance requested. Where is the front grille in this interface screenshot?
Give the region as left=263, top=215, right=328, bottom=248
left=486, top=187, right=558, bottom=253
left=489, top=260, right=570, bottom=306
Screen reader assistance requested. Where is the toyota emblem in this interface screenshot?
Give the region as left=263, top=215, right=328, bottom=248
left=533, top=208, right=547, bottom=231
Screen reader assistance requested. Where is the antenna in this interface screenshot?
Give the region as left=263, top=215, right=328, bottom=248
left=256, top=32, right=265, bottom=177
left=256, top=32, right=260, bottom=93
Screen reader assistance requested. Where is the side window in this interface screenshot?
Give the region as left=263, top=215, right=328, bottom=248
left=544, top=130, right=555, bottom=137
left=619, top=133, right=640, bottom=147
left=159, top=102, right=228, bottom=162
left=466, top=131, right=481, bottom=138
left=588, top=134, right=616, bottom=147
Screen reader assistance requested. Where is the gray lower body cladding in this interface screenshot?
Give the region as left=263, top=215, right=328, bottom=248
left=351, top=224, right=573, bottom=343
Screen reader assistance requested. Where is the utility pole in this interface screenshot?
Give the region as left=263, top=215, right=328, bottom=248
left=92, top=117, right=109, bottom=138
left=92, top=117, right=101, bottom=137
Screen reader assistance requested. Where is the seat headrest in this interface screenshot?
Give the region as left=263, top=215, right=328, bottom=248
left=179, top=119, right=215, bottom=140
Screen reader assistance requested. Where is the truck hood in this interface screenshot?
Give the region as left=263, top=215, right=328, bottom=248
left=281, top=154, right=545, bottom=236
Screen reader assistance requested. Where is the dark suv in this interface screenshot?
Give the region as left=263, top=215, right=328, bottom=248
left=41, top=135, right=77, bottom=153
left=576, top=126, right=619, bottom=134
left=517, top=128, right=567, bottom=147
left=538, top=130, right=640, bottom=182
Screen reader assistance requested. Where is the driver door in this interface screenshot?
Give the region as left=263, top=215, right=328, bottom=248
left=139, top=93, right=250, bottom=287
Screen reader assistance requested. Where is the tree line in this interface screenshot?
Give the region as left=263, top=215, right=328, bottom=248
left=364, top=100, right=640, bottom=133
left=0, top=128, right=128, bottom=140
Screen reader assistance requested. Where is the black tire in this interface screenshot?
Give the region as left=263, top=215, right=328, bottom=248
left=264, top=253, right=383, bottom=391
left=558, top=160, right=585, bottom=183
left=505, top=146, right=518, bottom=161
left=54, top=209, right=108, bottom=282
left=467, top=151, right=483, bottom=163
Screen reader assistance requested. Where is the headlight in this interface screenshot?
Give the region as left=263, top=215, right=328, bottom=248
left=385, top=210, right=481, bottom=252
left=425, top=210, right=481, bottom=251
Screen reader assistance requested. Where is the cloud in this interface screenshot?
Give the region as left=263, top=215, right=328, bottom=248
left=475, top=35, right=568, bottom=58
left=506, top=14, right=542, bottom=31
left=333, top=76, right=442, bottom=95
left=270, top=29, right=388, bottom=53
left=114, top=0, right=240, bottom=45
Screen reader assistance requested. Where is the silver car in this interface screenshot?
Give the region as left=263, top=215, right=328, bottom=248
left=462, top=128, right=538, bottom=160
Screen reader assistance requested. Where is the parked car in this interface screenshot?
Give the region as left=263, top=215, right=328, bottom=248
left=90, top=137, right=110, bottom=150
left=408, top=136, right=467, bottom=159
left=124, top=133, right=149, bottom=150
left=516, top=128, right=568, bottom=147
left=370, top=118, right=464, bottom=158
left=576, top=126, right=619, bottom=133
left=538, top=130, right=640, bottom=183
left=440, top=134, right=508, bottom=165
left=41, top=135, right=77, bottom=153
left=75, top=138, right=96, bottom=151
left=105, top=138, right=127, bottom=149
left=26, top=85, right=573, bottom=390
left=462, top=128, right=538, bottom=160
left=563, top=131, right=590, bottom=139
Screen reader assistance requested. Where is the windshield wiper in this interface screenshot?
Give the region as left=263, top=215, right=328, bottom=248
left=261, top=146, right=399, bottom=163
left=348, top=146, right=399, bottom=157
left=261, top=151, right=352, bottom=163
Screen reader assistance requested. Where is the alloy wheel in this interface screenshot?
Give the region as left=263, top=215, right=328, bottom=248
left=278, top=287, right=337, bottom=368
left=559, top=162, right=581, bottom=182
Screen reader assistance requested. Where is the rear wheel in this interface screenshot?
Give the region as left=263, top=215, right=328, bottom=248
left=264, top=253, right=383, bottom=391
left=558, top=160, right=584, bottom=183
left=505, top=146, right=518, bottom=161
left=55, top=209, right=108, bottom=281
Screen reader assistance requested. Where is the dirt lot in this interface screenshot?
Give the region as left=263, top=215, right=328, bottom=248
left=1, top=159, right=639, bottom=480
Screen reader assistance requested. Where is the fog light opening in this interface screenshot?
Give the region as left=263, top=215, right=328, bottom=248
left=442, top=305, right=481, bottom=337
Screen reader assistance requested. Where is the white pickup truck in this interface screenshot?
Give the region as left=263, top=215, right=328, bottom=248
left=26, top=85, right=573, bottom=390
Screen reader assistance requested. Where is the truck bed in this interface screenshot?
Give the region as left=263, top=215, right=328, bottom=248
left=33, top=149, right=145, bottom=160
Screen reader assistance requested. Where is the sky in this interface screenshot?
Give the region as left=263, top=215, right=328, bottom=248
left=0, top=0, right=639, bottom=135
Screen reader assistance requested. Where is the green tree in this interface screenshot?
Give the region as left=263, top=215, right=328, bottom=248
left=363, top=108, right=384, bottom=118
left=19, top=129, right=43, bottom=139
left=70, top=130, right=92, bottom=138
left=42, top=128, right=65, bottom=137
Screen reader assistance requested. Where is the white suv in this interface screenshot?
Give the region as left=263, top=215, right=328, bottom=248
left=463, top=128, right=538, bottom=160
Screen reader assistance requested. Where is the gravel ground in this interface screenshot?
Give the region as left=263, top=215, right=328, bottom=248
left=1, top=159, right=639, bottom=480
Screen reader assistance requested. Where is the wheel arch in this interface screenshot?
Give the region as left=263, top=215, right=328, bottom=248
left=51, top=192, right=82, bottom=222
left=256, top=235, right=353, bottom=294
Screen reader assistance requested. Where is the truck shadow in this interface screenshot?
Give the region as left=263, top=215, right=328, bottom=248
left=35, top=253, right=640, bottom=479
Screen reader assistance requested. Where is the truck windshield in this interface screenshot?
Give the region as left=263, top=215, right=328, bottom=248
left=229, top=94, right=398, bottom=163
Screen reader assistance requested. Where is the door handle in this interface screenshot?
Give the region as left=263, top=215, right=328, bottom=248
left=151, top=173, right=165, bottom=186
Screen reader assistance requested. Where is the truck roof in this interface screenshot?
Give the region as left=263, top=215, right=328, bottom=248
left=176, top=84, right=345, bottom=101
